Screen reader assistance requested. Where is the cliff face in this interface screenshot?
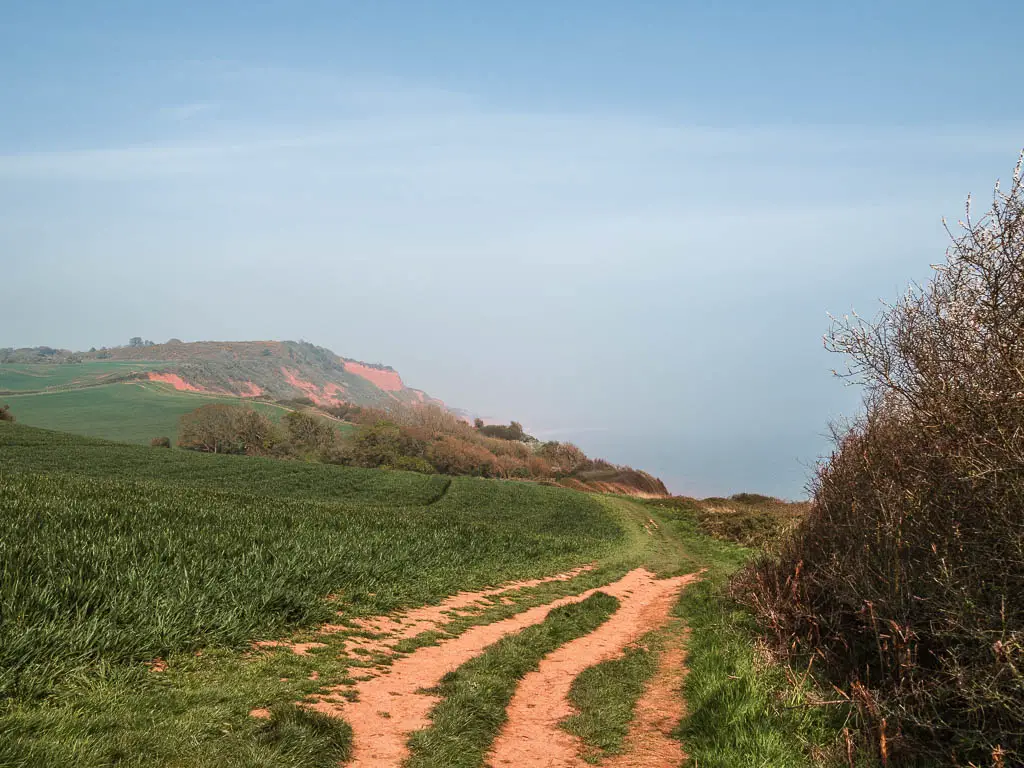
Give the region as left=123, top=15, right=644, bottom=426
left=81, top=340, right=442, bottom=409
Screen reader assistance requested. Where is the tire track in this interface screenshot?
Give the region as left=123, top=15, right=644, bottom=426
left=307, top=568, right=672, bottom=768
left=486, top=570, right=698, bottom=767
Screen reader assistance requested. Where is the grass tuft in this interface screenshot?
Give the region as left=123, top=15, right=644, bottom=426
left=252, top=703, right=353, bottom=766
left=561, top=634, right=660, bottom=762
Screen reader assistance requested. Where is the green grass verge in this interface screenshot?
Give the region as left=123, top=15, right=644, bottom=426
left=673, top=572, right=853, bottom=768
left=405, top=592, right=620, bottom=768
left=627, top=499, right=859, bottom=768
left=561, top=632, right=660, bottom=763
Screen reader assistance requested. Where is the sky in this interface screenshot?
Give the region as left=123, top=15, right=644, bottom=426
left=2, top=1, right=1023, bottom=497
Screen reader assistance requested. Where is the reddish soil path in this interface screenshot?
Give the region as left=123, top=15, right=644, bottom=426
left=325, top=565, right=594, bottom=657
left=603, top=630, right=690, bottom=768
left=486, top=570, right=699, bottom=768
left=308, top=568, right=673, bottom=768
left=252, top=565, right=594, bottom=661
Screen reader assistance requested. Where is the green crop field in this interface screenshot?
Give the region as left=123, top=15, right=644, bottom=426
left=1, top=382, right=307, bottom=446
left=0, top=424, right=622, bottom=697
left=0, top=361, right=168, bottom=393
left=0, top=422, right=446, bottom=503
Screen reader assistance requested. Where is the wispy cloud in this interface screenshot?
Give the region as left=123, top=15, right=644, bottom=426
left=158, top=102, right=219, bottom=121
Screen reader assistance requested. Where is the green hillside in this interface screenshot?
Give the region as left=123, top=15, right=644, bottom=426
left=2, top=381, right=355, bottom=447
left=2, top=339, right=441, bottom=408
left=0, top=339, right=432, bottom=448
left=0, top=361, right=166, bottom=392
left=2, top=382, right=291, bottom=445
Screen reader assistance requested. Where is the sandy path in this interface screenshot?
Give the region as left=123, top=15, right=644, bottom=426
left=603, top=630, right=689, bottom=768
left=486, top=570, right=698, bottom=768
left=327, top=565, right=594, bottom=657
left=309, top=568, right=669, bottom=768
left=251, top=565, right=594, bottom=660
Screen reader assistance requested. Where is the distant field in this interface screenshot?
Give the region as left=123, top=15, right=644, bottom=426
left=0, top=422, right=444, bottom=504
left=0, top=361, right=167, bottom=392
left=1, top=381, right=355, bottom=446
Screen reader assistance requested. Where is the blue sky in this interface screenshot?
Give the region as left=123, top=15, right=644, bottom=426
left=2, top=1, right=1023, bottom=496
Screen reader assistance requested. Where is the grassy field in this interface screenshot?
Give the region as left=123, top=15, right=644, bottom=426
left=0, top=422, right=430, bottom=503
left=1, top=381, right=353, bottom=446
left=0, top=423, right=629, bottom=765
left=0, top=424, right=621, bottom=695
left=0, top=361, right=167, bottom=392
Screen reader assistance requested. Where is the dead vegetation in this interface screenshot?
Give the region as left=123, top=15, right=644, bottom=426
left=738, top=154, right=1024, bottom=765
left=644, top=494, right=809, bottom=549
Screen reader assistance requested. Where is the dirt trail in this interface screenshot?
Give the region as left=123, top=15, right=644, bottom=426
left=487, top=570, right=698, bottom=768
left=251, top=565, right=594, bottom=661
left=308, top=568, right=671, bottom=768
left=603, top=630, right=689, bottom=768
left=325, top=565, right=594, bottom=657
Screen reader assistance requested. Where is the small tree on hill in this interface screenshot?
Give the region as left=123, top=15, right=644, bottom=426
left=0, top=404, right=14, bottom=422
left=283, top=410, right=336, bottom=454
left=178, top=404, right=280, bottom=455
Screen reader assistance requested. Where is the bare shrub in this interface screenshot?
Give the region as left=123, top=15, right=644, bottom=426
left=427, top=436, right=499, bottom=477
left=0, top=404, right=13, bottom=423
left=538, top=441, right=587, bottom=475
left=282, top=410, right=335, bottom=455
left=178, top=404, right=281, bottom=456
left=739, top=154, right=1024, bottom=765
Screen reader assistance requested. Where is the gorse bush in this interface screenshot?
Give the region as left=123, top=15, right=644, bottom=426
left=740, top=154, right=1024, bottom=765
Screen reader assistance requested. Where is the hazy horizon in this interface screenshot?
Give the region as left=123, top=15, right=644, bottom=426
left=4, top=1, right=1024, bottom=497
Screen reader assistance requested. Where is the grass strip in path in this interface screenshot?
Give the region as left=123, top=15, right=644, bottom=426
left=404, top=592, right=619, bottom=768
left=602, top=624, right=689, bottom=768
left=560, top=631, right=660, bottom=762
left=486, top=570, right=698, bottom=768
left=305, top=570, right=658, bottom=767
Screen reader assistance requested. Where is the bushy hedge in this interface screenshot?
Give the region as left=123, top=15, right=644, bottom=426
left=739, top=156, right=1024, bottom=765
